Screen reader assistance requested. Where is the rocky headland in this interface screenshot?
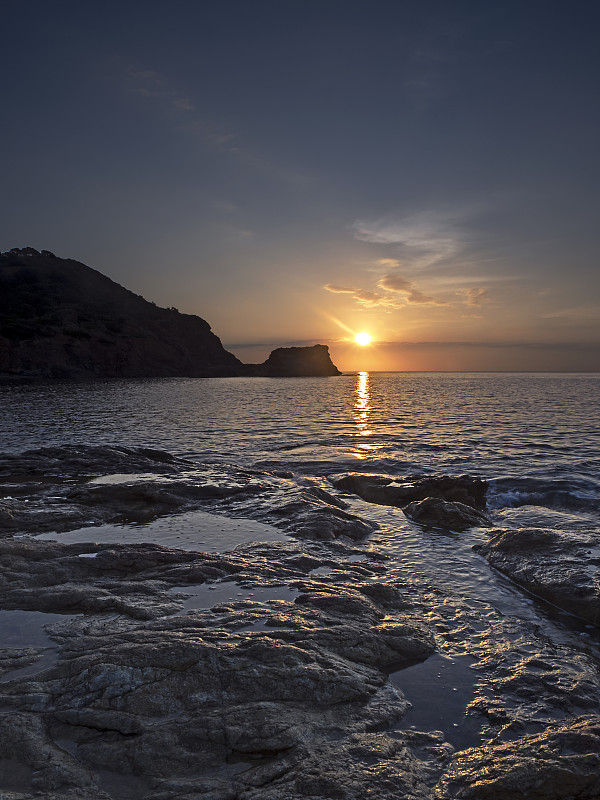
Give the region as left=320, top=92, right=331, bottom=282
left=0, top=248, right=341, bottom=379
left=1, top=447, right=600, bottom=798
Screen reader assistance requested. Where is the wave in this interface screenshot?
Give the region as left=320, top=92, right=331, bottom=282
left=488, top=476, right=600, bottom=513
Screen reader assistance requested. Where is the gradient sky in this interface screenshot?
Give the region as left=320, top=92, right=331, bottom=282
left=2, top=0, right=599, bottom=371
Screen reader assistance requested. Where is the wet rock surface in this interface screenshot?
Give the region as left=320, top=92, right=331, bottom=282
left=0, top=446, right=375, bottom=541
left=2, top=450, right=600, bottom=798
left=403, top=498, right=491, bottom=531
left=436, top=717, right=600, bottom=799
left=0, top=537, right=447, bottom=799
left=330, top=473, right=488, bottom=511
left=476, top=528, right=600, bottom=625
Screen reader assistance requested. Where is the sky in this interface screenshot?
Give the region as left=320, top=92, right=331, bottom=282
left=2, top=0, right=599, bottom=371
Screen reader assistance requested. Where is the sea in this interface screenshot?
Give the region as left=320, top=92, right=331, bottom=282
left=2, top=371, right=599, bottom=587
left=1, top=371, right=599, bottom=747
left=2, top=371, right=598, bottom=506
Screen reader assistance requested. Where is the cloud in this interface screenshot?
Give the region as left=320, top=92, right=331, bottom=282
left=377, top=273, right=412, bottom=292
left=377, top=272, right=445, bottom=305
left=324, top=278, right=444, bottom=309
left=324, top=283, right=405, bottom=308
left=461, top=287, right=491, bottom=306
left=324, top=284, right=358, bottom=294
left=212, top=200, right=236, bottom=213
left=182, top=119, right=235, bottom=147
left=354, top=289, right=392, bottom=306
left=127, top=65, right=195, bottom=113
left=119, top=60, right=314, bottom=188
left=352, top=210, right=466, bottom=269
left=539, top=304, right=600, bottom=321
left=129, top=69, right=163, bottom=82
left=173, top=97, right=195, bottom=112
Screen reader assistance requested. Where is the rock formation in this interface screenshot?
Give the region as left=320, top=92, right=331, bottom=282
left=247, top=344, right=342, bottom=377
left=475, top=527, right=600, bottom=625
left=403, top=497, right=491, bottom=531
left=0, top=249, right=342, bottom=379
left=0, top=445, right=376, bottom=541
left=2, top=449, right=600, bottom=797
left=330, top=473, right=489, bottom=511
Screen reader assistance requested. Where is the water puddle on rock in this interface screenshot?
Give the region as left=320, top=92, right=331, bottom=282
left=169, top=582, right=298, bottom=611
left=88, top=472, right=165, bottom=485
left=308, top=566, right=334, bottom=576
left=0, top=609, right=78, bottom=648
left=35, top=509, right=286, bottom=552
left=96, top=768, right=153, bottom=800
left=391, top=652, right=480, bottom=750
left=0, top=609, right=80, bottom=686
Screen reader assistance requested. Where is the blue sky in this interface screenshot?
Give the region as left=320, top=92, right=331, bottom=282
left=2, top=0, right=599, bottom=369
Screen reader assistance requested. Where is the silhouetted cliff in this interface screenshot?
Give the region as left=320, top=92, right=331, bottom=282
left=0, top=249, right=341, bottom=379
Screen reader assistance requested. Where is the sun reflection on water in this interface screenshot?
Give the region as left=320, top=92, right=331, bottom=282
left=353, top=371, right=376, bottom=458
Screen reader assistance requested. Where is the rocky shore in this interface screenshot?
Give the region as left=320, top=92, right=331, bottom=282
left=1, top=447, right=600, bottom=798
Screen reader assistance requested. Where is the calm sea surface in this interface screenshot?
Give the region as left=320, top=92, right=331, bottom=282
left=2, top=372, right=598, bottom=492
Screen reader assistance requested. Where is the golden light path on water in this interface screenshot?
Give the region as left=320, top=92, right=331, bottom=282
left=353, top=371, right=379, bottom=458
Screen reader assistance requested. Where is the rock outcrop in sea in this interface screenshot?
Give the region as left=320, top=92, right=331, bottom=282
left=0, top=248, right=341, bottom=379
left=247, top=344, right=342, bottom=377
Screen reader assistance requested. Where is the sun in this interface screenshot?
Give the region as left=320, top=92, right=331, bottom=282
left=354, top=332, right=372, bottom=346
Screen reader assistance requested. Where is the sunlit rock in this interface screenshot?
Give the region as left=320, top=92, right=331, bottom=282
left=0, top=446, right=375, bottom=541
left=0, top=537, right=439, bottom=799
left=436, top=717, right=600, bottom=799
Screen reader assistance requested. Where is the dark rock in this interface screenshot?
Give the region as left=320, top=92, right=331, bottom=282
left=247, top=344, right=342, bottom=377
left=436, top=717, right=600, bottom=799
left=0, top=444, right=183, bottom=480
left=0, top=249, right=244, bottom=378
left=0, top=250, right=343, bottom=379
left=0, top=450, right=375, bottom=541
left=0, top=536, right=440, bottom=799
left=403, top=497, right=491, bottom=531
left=240, top=730, right=453, bottom=799
left=475, top=528, right=600, bottom=625
left=330, top=473, right=488, bottom=510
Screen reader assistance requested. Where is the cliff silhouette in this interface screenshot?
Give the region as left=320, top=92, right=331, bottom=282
left=0, top=249, right=341, bottom=379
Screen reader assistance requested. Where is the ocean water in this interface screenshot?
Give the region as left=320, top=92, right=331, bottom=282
left=2, top=371, right=598, bottom=495
left=2, top=370, right=598, bottom=602
left=1, top=371, right=599, bottom=750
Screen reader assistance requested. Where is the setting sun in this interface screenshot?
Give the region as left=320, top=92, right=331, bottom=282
left=354, top=332, right=372, bottom=346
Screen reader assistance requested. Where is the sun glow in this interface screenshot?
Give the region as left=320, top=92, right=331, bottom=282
left=354, top=332, right=372, bottom=346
